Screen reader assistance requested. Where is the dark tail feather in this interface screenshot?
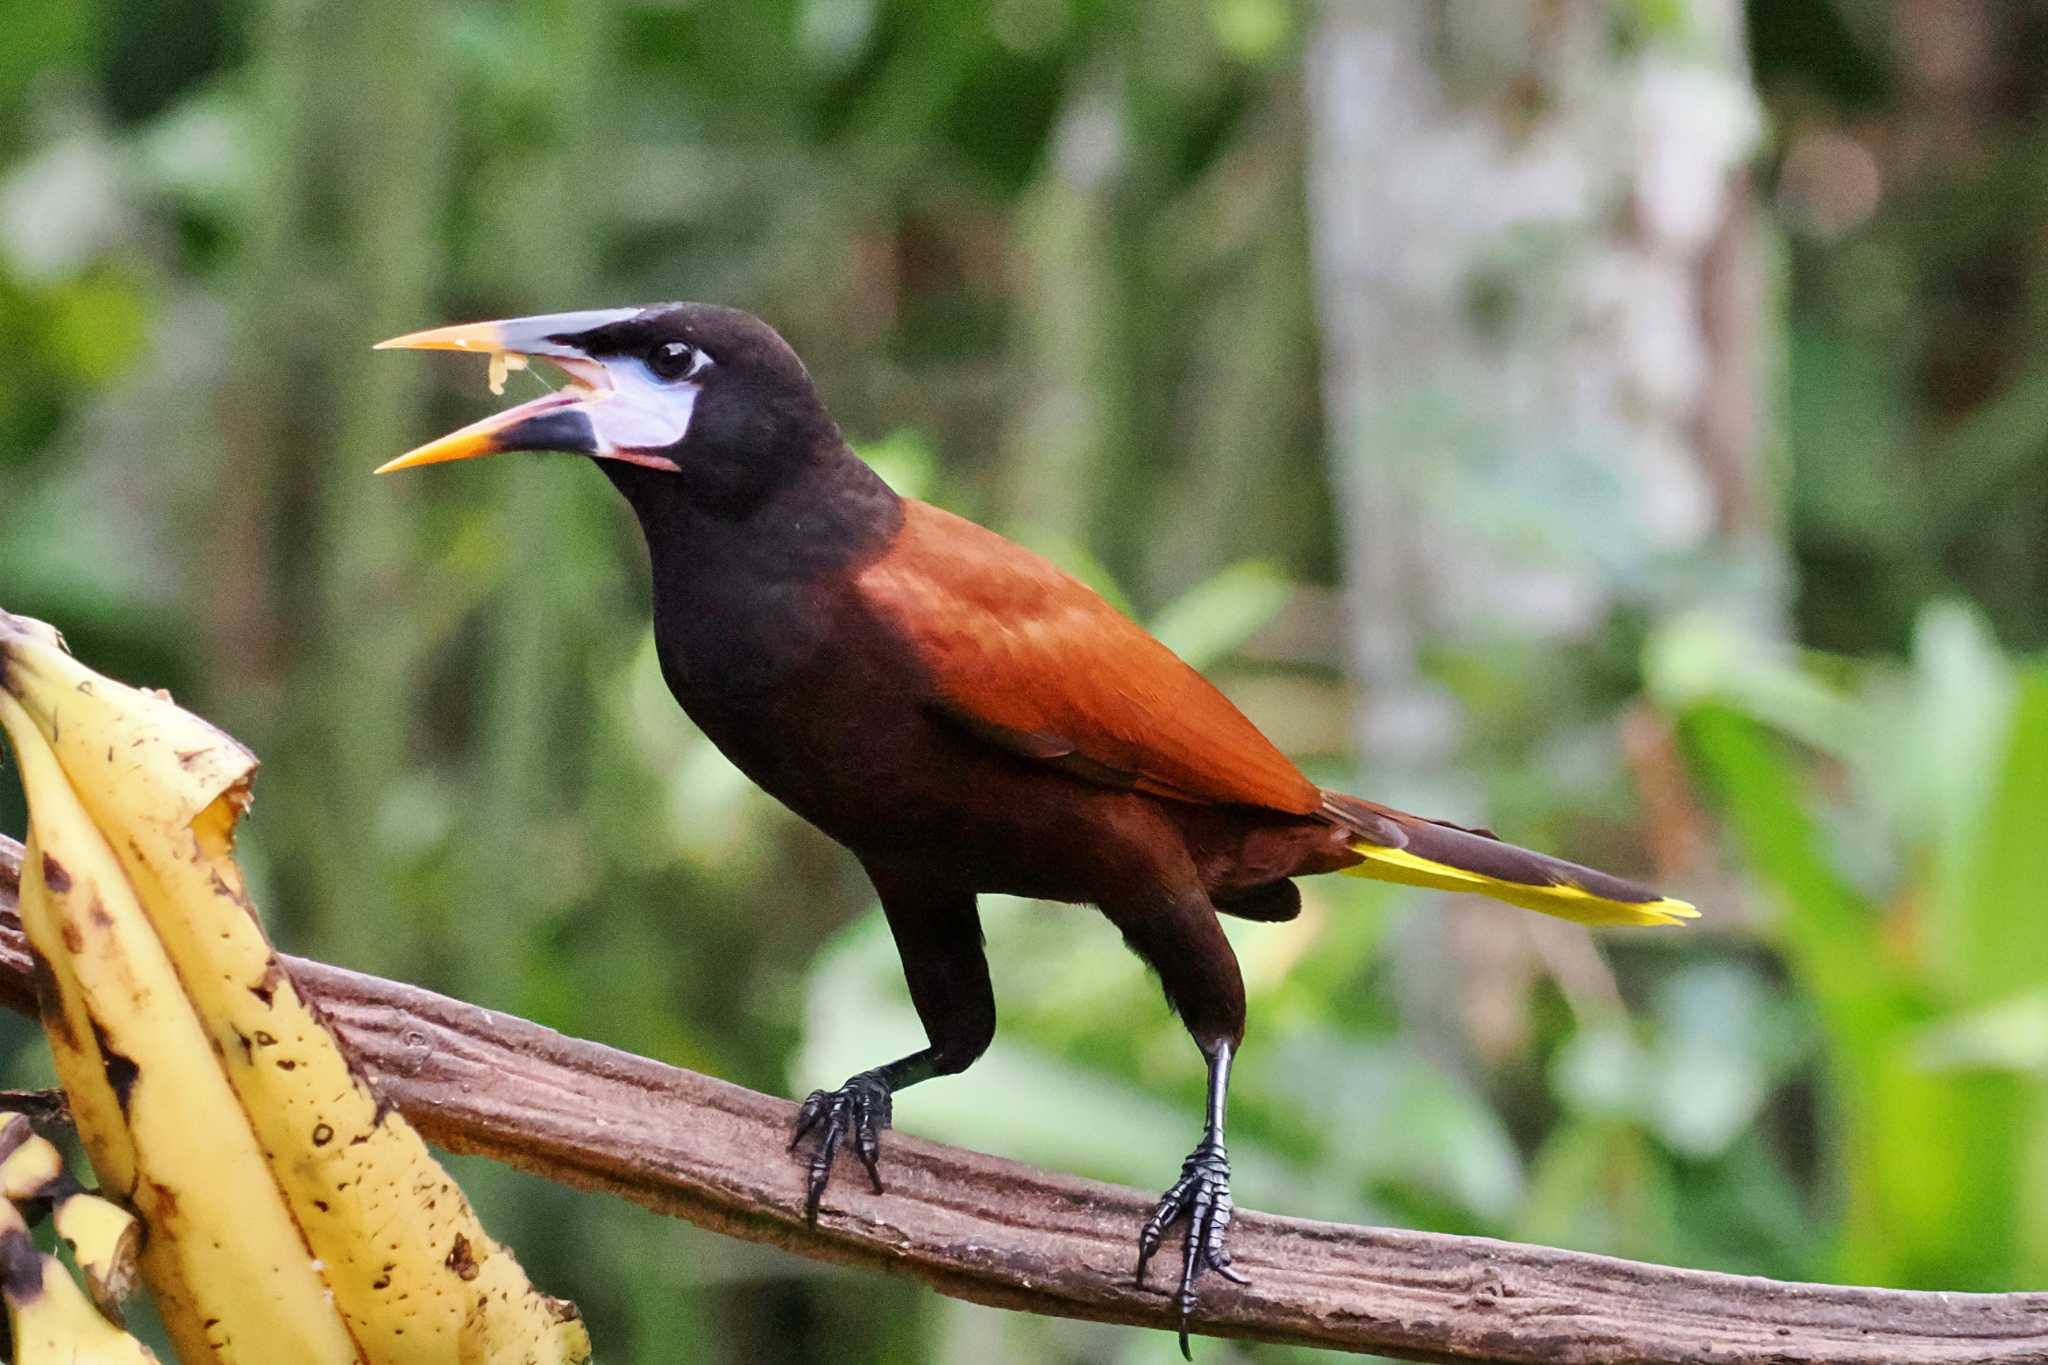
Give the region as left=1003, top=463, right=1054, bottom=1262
left=1320, top=792, right=1697, bottom=928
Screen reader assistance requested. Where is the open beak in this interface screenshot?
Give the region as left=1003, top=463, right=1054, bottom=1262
left=374, top=308, right=683, bottom=474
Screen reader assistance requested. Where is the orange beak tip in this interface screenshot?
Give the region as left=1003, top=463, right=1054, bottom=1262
left=372, top=434, right=493, bottom=475
left=373, top=321, right=505, bottom=353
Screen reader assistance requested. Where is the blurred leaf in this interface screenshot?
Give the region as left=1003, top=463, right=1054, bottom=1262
left=1619, top=0, right=1689, bottom=44
left=1679, top=660, right=2038, bottom=1288
left=1785, top=325, right=1911, bottom=551
left=1640, top=964, right=1794, bottom=1159
left=1943, top=669, right=2048, bottom=1005
left=1147, top=559, right=1290, bottom=670
left=0, top=4, right=95, bottom=123
left=797, top=0, right=878, bottom=70
left=1917, top=992, right=2048, bottom=1075
left=1554, top=962, right=1803, bottom=1161
left=1884, top=603, right=2016, bottom=890
left=1921, top=367, right=2048, bottom=542
left=856, top=428, right=939, bottom=499
left=1209, top=0, right=1290, bottom=63
left=1666, top=1131, right=1823, bottom=1278
left=0, top=458, right=162, bottom=610
left=1646, top=611, right=1863, bottom=757
left=133, top=80, right=257, bottom=223
left=0, top=124, right=132, bottom=284
left=1254, top=1027, right=1524, bottom=1222
left=1516, top=1119, right=1677, bottom=1264
left=40, top=267, right=149, bottom=383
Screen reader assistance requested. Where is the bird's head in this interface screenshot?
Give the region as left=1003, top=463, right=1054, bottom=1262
left=375, top=303, right=838, bottom=506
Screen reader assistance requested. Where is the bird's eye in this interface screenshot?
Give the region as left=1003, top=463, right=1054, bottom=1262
left=645, top=340, right=704, bottom=383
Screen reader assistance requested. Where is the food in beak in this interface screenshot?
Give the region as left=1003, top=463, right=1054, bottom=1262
left=487, top=352, right=529, bottom=396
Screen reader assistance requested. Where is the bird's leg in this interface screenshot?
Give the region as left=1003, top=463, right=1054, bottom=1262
left=791, top=877, right=991, bottom=1222
left=1103, top=889, right=1250, bottom=1358
left=1137, top=1039, right=1250, bottom=1358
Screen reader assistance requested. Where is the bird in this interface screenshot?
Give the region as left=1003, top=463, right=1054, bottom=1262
left=376, top=302, right=1696, bottom=1355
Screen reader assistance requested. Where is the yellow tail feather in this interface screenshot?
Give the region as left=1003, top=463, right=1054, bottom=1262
left=1341, top=842, right=1699, bottom=928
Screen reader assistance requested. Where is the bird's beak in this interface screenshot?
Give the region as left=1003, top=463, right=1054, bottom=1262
left=374, top=308, right=684, bottom=475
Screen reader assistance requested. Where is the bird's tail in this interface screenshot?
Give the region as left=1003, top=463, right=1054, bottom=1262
left=1320, top=792, right=1697, bottom=928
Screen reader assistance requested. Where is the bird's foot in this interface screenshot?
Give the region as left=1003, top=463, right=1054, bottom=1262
left=1136, top=1134, right=1249, bottom=1359
left=789, top=1068, right=892, bottom=1222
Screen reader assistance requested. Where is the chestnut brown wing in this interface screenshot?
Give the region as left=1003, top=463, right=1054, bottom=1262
left=857, top=500, right=1320, bottom=815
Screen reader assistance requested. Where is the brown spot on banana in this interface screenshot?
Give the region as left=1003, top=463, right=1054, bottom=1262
left=0, top=1223, right=44, bottom=1303
left=445, top=1234, right=479, bottom=1282
left=250, top=960, right=282, bottom=1007
left=25, top=950, right=73, bottom=1050
left=0, top=1115, right=33, bottom=1167
left=87, top=1022, right=139, bottom=1116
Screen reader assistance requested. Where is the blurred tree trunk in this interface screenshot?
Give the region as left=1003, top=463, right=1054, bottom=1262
left=1305, top=0, right=1778, bottom=803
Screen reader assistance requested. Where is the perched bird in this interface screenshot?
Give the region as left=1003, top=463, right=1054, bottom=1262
left=377, top=303, right=1695, bottom=1353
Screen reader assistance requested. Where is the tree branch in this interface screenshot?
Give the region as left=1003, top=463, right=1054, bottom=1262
left=0, top=836, right=2041, bottom=1363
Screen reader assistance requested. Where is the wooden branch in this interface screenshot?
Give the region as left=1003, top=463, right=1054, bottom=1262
left=0, top=836, right=2042, bottom=1362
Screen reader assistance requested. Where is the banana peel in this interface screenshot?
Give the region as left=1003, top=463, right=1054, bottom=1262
left=0, top=1194, right=158, bottom=1364
left=0, top=611, right=591, bottom=1365
left=0, top=1113, right=142, bottom=1314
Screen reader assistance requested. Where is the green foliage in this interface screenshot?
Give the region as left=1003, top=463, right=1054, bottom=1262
left=1653, top=604, right=2048, bottom=1289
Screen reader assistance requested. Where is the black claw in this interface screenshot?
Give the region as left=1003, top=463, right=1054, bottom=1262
left=1135, top=1135, right=1245, bottom=1357
left=788, top=1070, right=893, bottom=1222
left=857, top=1126, right=885, bottom=1194
left=790, top=1090, right=828, bottom=1149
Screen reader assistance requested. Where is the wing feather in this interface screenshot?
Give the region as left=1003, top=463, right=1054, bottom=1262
left=858, top=501, right=1319, bottom=815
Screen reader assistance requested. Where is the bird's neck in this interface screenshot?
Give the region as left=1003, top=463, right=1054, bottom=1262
left=602, top=443, right=903, bottom=700
left=605, top=442, right=902, bottom=582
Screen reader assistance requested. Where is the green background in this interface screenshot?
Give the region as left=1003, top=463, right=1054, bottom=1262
left=2, top=0, right=2045, bottom=1360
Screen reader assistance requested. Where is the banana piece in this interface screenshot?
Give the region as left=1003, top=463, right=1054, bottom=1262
left=0, top=1115, right=65, bottom=1192
left=0, top=1114, right=141, bottom=1314
left=3, top=692, right=364, bottom=1364
left=0, top=1195, right=158, bottom=1365
left=51, top=1194, right=142, bottom=1317
left=0, top=614, right=592, bottom=1365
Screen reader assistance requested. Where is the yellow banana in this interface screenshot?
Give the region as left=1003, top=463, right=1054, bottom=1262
left=0, top=612, right=591, bottom=1365
left=51, top=1194, right=142, bottom=1317
left=0, top=1114, right=141, bottom=1313
left=3, top=690, right=365, bottom=1364
left=0, top=1115, right=70, bottom=1197
left=0, top=1195, right=157, bottom=1365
